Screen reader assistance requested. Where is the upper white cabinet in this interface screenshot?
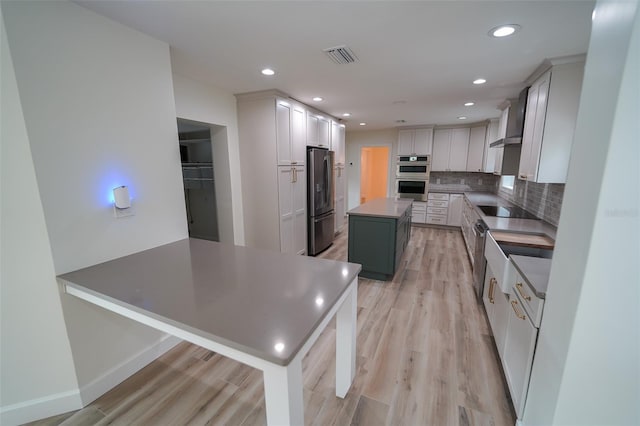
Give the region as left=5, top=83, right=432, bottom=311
left=519, top=60, right=585, bottom=183
left=276, top=100, right=306, bottom=166
left=483, top=118, right=499, bottom=173
left=397, top=128, right=433, bottom=155
left=307, top=112, right=330, bottom=148
left=432, top=128, right=470, bottom=171
left=331, top=121, right=346, bottom=165
left=466, top=125, right=486, bottom=172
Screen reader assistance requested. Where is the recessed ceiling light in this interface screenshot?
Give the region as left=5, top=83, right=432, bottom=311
left=342, top=113, right=351, bottom=117
left=489, top=24, right=521, bottom=38
left=261, top=68, right=275, bottom=76
left=312, top=97, right=323, bottom=102
left=458, top=116, right=467, bottom=120
left=464, top=102, right=475, bottom=106
left=473, top=78, right=487, bottom=85
left=359, top=122, right=366, bottom=126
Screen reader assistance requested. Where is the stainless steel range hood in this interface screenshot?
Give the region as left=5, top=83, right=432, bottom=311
left=490, top=87, right=529, bottom=147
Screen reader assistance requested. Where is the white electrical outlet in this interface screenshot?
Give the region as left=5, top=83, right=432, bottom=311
left=478, top=178, right=483, bottom=185
left=461, top=178, right=465, bottom=185
left=437, top=178, right=441, bottom=184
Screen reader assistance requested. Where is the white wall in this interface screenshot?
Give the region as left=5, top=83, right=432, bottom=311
left=0, top=9, right=81, bottom=425
left=524, top=1, right=639, bottom=424
left=2, top=0, right=187, bottom=411
left=345, top=129, right=397, bottom=209
left=172, top=72, right=245, bottom=245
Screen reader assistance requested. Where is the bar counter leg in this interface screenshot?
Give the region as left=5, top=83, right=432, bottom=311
left=263, top=358, right=304, bottom=426
left=336, top=278, right=357, bottom=398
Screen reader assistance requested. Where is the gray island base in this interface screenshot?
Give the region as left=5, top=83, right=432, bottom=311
left=347, top=198, right=413, bottom=280
left=58, top=238, right=361, bottom=426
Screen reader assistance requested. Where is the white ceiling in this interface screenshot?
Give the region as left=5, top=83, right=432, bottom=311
left=76, top=0, right=594, bottom=131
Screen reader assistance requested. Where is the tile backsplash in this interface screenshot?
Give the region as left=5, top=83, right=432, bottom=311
left=498, top=179, right=565, bottom=226
left=429, top=171, right=565, bottom=226
left=429, top=172, right=499, bottom=193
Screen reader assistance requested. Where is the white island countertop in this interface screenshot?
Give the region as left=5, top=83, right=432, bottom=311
left=58, top=238, right=361, bottom=366
left=347, top=197, right=413, bottom=218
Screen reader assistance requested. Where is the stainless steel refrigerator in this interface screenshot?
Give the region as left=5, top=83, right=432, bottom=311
left=307, top=147, right=335, bottom=255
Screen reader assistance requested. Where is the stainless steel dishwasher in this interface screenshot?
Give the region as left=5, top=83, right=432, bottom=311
left=472, top=220, right=489, bottom=299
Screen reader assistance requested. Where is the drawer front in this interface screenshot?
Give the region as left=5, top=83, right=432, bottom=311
left=513, top=270, right=544, bottom=327
left=426, top=215, right=447, bottom=225
left=428, top=192, right=450, bottom=201
left=412, top=211, right=427, bottom=223
left=412, top=201, right=427, bottom=212
left=427, top=200, right=449, bottom=208
left=427, top=206, right=448, bottom=215
left=485, top=232, right=511, bottom=293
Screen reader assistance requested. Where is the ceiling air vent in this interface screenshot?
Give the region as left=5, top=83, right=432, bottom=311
left=323, top=45, right=358, bottom=64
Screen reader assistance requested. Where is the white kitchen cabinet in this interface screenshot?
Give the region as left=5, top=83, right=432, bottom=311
left=411, top=201, right=427, bottom=224
left=467, top=125, right=486, bottom=172
left=276, top=100, right=306, bottom=166
left=426, top=192, right=449, bottom=224
left=518, top=60, right=585, bottom=183
left=503, top=287, right=539, bottom=418
left=237, top=90, right=337, bottom=253
left=307, top=112, right=330, bottom=148
left=278, top=165, right=306, bottom=255
left=397, top=128, right=433, bottom=155
left=483, top=264, right=510, bottom=359
left=432, top=128, right=470, bottom=171
left=446, top=194, right=463, bottom=226
left=331, top=121, right=347, bottom=233
left=483, top=118, right=499, bottom=173
left=331, top=121, right=346, bottom=164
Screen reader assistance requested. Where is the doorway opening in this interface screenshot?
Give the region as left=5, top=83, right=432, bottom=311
left=177, top=119, right=219, bottom=241
left=360, top=146, right=390, bottom=204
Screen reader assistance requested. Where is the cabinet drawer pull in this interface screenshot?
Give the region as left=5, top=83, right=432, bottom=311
left=516, top=282, right=531, bottom=301
left=519, top=174, right=527, bottom=180
left=291, top=161, right=298, bottom=165
left=488, top=278, right=496, bottom=304
left=511, top=300, right=526, bottom=320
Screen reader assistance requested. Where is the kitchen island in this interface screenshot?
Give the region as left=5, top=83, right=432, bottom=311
left=347, top=197, right=413, bottom=280
left=58, top=238, right=361, bottom=426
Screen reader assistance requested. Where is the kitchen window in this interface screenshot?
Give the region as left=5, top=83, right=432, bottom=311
left=501, top=176, right=515, bottom=194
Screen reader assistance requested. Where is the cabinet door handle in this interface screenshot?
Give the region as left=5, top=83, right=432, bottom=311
left=511, top=300, right=526, bottom=320
left=488, top=278, right=496, bottom=304
left=291, top=168, right=296, bottom=183
left=516, top=283, right=532, bottom=301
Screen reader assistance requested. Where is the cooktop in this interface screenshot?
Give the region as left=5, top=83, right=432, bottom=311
left=477, top=205, right=539, bottom=220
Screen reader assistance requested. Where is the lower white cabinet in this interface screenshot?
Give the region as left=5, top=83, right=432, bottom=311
left=503, top=287, right=538, bottom=418
left=447, top=194, right=463, bottom=226
left=483, top=265, right=510, bottom=358
left=277, top=165, right=306, bottom=255
left=411, top=201, right=427, bottom=224
left=426, top=193, right=449, bottom=224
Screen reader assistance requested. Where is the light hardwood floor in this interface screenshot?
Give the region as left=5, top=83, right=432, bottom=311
left=28, top=226, right=515, bottom=426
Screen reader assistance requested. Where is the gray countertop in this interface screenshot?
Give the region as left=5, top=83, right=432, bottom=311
left=510, top=255, right=553, bottom=298
left=464, top=192, right=558, bottom=239
left=58, top=238, right=361, bottom=365
left=347, top=197, right=412, bottom=218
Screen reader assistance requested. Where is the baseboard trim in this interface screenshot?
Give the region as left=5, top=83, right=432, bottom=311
left=79, top=334, right=181, bottom=405
left=0, top=335, right=181, bottom=426
left=0, top=389, right=82, bottom=426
